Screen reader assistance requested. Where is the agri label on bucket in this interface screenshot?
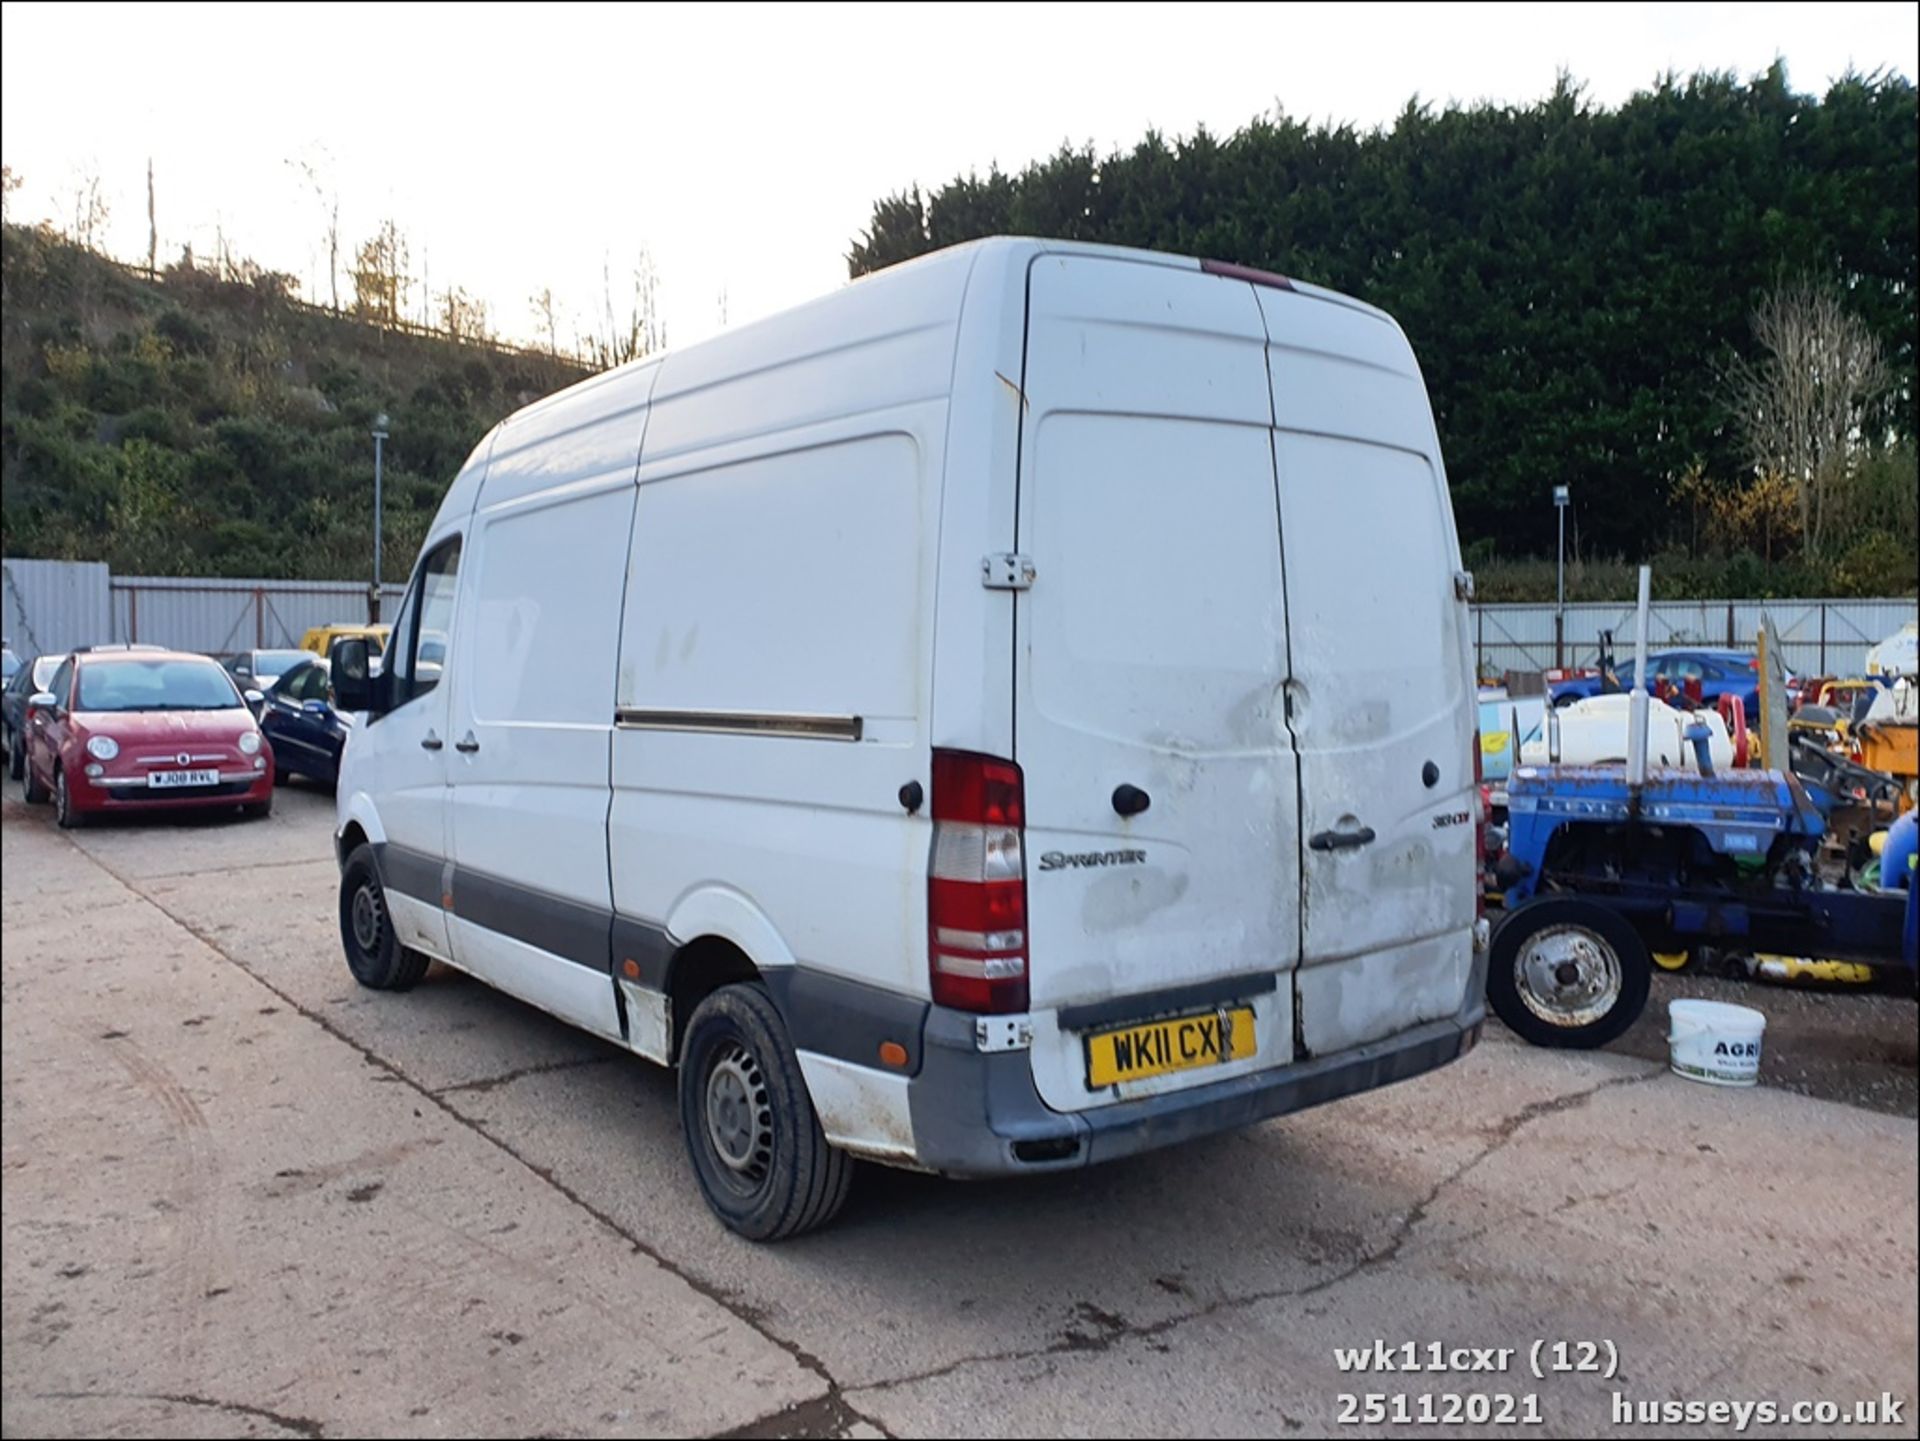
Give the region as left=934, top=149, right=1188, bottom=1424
left=1667, top=999, right=1767, bottom=1086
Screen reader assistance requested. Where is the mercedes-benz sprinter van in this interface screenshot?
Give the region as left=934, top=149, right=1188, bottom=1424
left=330, top=238, right=1487, bottom=1240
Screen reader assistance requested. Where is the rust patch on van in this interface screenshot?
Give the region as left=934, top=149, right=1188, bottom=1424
left=996, top=371, right=1029, bottom=410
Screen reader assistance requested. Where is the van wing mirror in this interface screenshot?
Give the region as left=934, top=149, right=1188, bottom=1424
left=329, top=638, right=383, bottom=715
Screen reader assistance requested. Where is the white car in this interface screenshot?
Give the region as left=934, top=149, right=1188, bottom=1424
left=327, top=238, right=1484, bottom=1240
left=1519, top=692, right=1735, bottom=773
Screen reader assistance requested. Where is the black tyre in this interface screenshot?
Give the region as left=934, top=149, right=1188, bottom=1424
left=7, top=728, right=22, bottom=782
left=273, top=765, right=291, bottom=787
left=1487, top=896, right=1651, bottom=1049
left=678, top=982, right=852, bottom=1242
left=54, top=768, right=86, bottom=829
left=242, top=797, right=272, bottom=820
left=22, top=749, right=49, bottom=803
left=338, top=843, right=429, bottom=991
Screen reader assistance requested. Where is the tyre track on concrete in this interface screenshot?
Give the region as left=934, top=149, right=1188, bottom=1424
left=61, top=827, right=890, bottom=1441
left=81, top=1025, right=222, bottom=1382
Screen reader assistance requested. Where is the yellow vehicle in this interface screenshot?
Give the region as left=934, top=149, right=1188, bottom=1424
left=301, top=623, right=390, bottom=658
left=1813, top=678, right=1884, bottom=739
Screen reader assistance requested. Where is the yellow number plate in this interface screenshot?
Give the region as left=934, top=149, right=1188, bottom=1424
left=1085, top=1007, right=1257, bottom=1088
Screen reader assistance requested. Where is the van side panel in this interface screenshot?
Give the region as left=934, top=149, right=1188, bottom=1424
left=441, top=373, right=654, bottom=1041
left=609, top=251, right=976, bottom=1038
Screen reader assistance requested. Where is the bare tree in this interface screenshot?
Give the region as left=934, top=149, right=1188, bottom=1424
left=590, top=247, right=666, bottom=369
left=439, top=285, right=491, bottom=342
left=146, top=157, right=157, bottom=278
left=287, top=153, right=342, bottom=312
left=1727, top=280, right=1892, bottom=554
left=67, top=166, right=109, bottom=251
left=351, top=219, right=412, bottom=326
left=529, top=287, right=560, bottom=355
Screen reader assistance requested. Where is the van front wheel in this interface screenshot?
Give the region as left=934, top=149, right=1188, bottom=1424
left=338, top=844, right=430, bottom=991
left=678, top=982, right=852, bottom=1242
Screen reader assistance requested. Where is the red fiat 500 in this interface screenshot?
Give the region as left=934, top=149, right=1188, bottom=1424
left=21, top=648, right=275, bottom=827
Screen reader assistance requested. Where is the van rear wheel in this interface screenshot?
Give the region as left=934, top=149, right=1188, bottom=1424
left=338, top=844, right=429, bottom=991
left=678, top=982, right=852, bottom=1241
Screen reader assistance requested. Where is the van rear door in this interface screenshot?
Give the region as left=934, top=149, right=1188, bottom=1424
left=1254, top=285, right=1478, bottom=1056
left=1012, top=255, right=1299, bottom=1114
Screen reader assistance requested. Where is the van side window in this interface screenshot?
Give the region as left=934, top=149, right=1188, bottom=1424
left=389, top=537, right=461, bottom=705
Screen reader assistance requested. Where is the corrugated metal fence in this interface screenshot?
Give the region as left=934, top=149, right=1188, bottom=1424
left=4, top=558, right=403, bottom=658
left=6, top=555, right=1916, bottom=676
left=2, top=558, right=112, bottom=659
left=1474, top=598, right=1918, bottom=680
left=110, top=576, right=408, bottom=655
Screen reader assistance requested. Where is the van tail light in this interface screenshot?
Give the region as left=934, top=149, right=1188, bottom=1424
left=1472, top=729, right=1487, bottom=920
left=928, top=749, right=1029, bottom=1014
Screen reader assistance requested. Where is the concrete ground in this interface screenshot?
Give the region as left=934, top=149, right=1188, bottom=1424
left=3, top=781, right=1915, bottom=1439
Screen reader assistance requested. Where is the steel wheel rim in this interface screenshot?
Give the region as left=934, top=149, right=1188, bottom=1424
left=351, top=880, right=386, bottom=954
left=703, top=1042, right=772, bottom=1191
left=1515, top=924, right=1623, bottom=1028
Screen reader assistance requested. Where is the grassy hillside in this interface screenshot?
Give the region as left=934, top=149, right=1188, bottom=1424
left=1, top=223, right=590, bottom=579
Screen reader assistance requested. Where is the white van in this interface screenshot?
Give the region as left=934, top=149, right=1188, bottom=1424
left=330, top=238, right=1487, bottom=1240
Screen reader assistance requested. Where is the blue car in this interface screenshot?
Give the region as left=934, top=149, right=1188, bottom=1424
left=257, top=657, right=350, bottom=785
left=1550, top=648, right=1765, bottom=722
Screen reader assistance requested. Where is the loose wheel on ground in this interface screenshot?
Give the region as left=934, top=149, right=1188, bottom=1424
left=678, top=981, right=852, bottom=1241
left=1487, top=896, right=1652, bottom=1049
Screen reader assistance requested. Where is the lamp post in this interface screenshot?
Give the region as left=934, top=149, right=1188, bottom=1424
left=370, top=412, right=389, bottom=623
left=1553, top=484, right=1570, bottom=669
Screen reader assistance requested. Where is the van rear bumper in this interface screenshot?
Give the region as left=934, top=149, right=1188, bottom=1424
left=906, top=974, right=1486, bottom=1178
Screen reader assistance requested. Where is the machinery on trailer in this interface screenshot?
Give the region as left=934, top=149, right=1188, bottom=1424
left=1486, top=570, right=1919, bottom=1048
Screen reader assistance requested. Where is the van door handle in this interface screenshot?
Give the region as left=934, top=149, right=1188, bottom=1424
left=420, top=731, right=443, bottom=751
left=1309, top=825, right=1376, bottom=852
left=455, top=733, right=479, bottom=754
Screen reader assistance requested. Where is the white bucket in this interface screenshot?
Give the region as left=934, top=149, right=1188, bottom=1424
left=1667, top=999, right=1767, bottom=1087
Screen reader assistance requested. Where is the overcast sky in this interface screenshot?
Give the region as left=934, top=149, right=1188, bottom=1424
left=3, top=1, right=1915, bottom=353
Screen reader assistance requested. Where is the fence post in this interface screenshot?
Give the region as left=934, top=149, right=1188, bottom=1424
left=1819, top=603, right=1827, bottom=676
left=1725, top=603, right=1735, bottom=648
left=1476, top=607, right=1484, bottom=679
left=1554, top=612, right=1564, bottom=672
left=128, top=587, right=138, bottom=643
left=255, top=588, right=265, bottom=648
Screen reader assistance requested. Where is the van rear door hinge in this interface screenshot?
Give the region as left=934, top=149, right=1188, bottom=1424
left=982, top=553, right=1036, bottom=590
